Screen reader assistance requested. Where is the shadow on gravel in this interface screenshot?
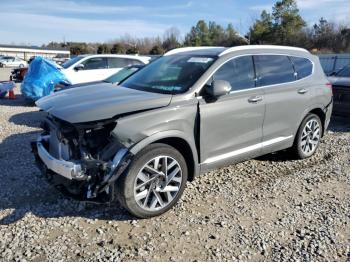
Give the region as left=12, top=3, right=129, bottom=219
left=328, top=115, right=350, bottom=133
left=0, top=131, right=134, bottom=225
left=9, top=111, right=46, bottom=128
left=0, top=94, right=35, bottom=107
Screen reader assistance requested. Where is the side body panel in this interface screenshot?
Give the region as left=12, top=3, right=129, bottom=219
left=260, top=80, right=312, bottom=154
left=198, top=89, right=265, bottom=171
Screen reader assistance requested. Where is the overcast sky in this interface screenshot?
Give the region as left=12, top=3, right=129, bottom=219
left=0, top=0, right=349, bottom=46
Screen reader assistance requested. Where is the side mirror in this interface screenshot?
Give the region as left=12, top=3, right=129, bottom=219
left=206, top=80, right=232, bottom=97
left=74, top=64, right=84, bottom=71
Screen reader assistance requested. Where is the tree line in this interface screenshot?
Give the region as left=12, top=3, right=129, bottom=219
left=44, top=0, right=350, bottom=55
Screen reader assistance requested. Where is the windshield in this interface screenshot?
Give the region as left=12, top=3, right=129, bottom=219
left=61, top=56, right=84, bottom=69
left=104, top=67, right=140, bottom=84
left=122, top=54, right=216, bottom=94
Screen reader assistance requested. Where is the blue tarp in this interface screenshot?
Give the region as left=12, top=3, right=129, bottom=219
left=21, top=57, right=70, bottom=101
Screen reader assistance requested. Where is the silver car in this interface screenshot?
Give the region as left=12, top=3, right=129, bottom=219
left=32, top=45, right=333, bottom=218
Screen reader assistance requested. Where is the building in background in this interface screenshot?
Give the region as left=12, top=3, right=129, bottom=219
left=0, top=44, right=70, bottom=61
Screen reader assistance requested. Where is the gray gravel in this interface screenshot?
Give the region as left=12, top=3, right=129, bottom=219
left=0, top=85, right=349, bottom=261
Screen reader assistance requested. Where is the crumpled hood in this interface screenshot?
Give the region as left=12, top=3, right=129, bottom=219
left=36, top=82, right=172, bottom=123
left=328, top=76, right=350, bottom=87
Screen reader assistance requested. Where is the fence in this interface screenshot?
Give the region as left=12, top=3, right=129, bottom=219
left=318, top=54, right=350, bottom=76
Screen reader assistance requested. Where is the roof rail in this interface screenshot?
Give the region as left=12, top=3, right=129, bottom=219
left=219, top=45, right=309, bottom=56
left=164, top=46, right=223, bottom=56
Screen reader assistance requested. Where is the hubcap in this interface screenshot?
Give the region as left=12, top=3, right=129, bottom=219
left=134, top=156, right=182, bottom=211
left=300, top=118, right=320, bottom=156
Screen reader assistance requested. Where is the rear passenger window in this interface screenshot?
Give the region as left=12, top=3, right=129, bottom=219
left=108, top=58, right=142, bottom=68
left=254, top=55, right=295, bottom=86
left=213, top=56, right=255, bottom=91
left=290, top=57, right=313, bottom=79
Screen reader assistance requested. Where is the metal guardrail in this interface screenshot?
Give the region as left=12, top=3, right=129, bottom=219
left=318, top=54, right=350, bottom=76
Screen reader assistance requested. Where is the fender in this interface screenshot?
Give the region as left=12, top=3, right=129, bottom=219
left=295, top=103, right=329, bottom=136
left=129, top=130, right=200, bottom=178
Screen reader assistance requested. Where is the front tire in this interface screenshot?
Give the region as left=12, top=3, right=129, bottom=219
left=292, top=113, right=322, bottom=159
left=116, top=143, right=188, bottom=218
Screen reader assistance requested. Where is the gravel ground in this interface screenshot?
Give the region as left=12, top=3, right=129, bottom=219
left=0, top=85, right=349, bottom=262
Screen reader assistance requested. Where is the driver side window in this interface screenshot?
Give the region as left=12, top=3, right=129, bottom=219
left=213, top=56, right=256, bottom=91
left=82, top=57, right=108, bottom=70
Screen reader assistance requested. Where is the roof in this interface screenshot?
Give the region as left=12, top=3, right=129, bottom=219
left=74, top=54, right=151, bottom=62
left=164, top=47, right=226, bottom=57
left=164, top=45, right=309, bottom=57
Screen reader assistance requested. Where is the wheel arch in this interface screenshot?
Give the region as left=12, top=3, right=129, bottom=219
left=309, top=108, right=326, bottom=136
left=129, top=131, right=199, bottom=181
left=297, top=105, right=326, bottom=137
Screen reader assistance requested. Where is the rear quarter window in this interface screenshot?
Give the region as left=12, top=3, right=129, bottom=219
left=254, top=55, right=295, bottom=86
left=290, top=56, right=313, bottom=79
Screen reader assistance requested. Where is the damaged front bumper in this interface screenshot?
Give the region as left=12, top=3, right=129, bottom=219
left=33, top=135, right=85, bottom=180
left=31, top=132, right=131, bottom=203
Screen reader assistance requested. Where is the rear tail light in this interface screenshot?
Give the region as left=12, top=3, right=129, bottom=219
left=326, top=82, right=333, bottom=94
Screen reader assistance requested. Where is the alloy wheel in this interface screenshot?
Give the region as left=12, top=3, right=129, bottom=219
left=134, top=155, right=182, bottom=211
left=300, top=118, right=321, bottom=156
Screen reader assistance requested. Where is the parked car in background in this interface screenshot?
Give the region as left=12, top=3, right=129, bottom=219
left=32, top=45, right=332, bottom=218
left=60, top=54, right=151, bottom=84
left=328, top=64, right=350, bottom=116
left=11, top=67, right=28, bottom=82
left=0, top=56, right=27, bottom=68
left=11, top=56, right=39, bottom=82
left=52, top=54, right=70, bottom=65
left=54, top=64, right=145, bottom=92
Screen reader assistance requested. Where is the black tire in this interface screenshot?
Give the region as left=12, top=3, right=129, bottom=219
left=116, top=143, right=188, bottom=218
left=291, top=113, right=322, bottom=159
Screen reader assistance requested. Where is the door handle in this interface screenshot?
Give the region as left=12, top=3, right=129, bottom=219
left=298, top=88, right=308, bottom=94
left=248, top=96, right=263, bottom=103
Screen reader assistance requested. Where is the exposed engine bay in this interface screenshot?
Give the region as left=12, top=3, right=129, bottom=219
left=31, top=115, right=132, bottom=203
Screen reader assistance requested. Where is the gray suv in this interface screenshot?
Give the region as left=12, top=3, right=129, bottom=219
left=32, top=45, right=333, bottom=218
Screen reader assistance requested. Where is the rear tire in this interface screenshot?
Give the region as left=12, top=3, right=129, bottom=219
left=116, top=143, right=188, bottom=218
left=291, top=113, right=322, bottom=159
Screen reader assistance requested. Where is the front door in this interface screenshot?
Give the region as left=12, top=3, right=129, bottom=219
left=199, top=55, right=265, bottom=170
left=74, top=57, right=109, bottom=84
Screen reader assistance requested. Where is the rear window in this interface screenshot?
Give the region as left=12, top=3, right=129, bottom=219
left=290, top=57, right=313, bottom=79
left=254, top=55, right=295, bottom=86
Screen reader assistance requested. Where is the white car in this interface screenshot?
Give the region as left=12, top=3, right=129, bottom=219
left=0, top=56, right=27, bottom=68
left=60, top=54, right=151, bottom=84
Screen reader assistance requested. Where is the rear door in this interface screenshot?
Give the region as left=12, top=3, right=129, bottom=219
left=199, top=55, right=265, bottom=169
left=254, top=55, right=313, bottom=153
